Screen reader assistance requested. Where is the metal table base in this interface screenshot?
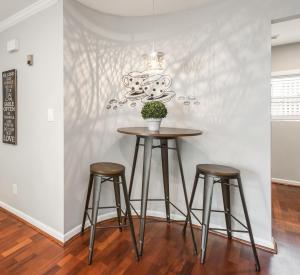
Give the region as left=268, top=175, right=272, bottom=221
left=125, top=136, right=198, bottom=256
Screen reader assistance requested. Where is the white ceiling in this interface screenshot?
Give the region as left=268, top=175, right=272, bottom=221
left=272, top=18, right=300, bottom=46
left=77, top=0, right=212, bottom=17
left=2, top=0, right=298, bottom=47
left=0, top=0, right=38, bottom=21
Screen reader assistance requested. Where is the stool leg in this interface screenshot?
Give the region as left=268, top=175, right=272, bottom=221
left=175, top=138, right=198, bottom=255
left=161, top=139, right=170, bottom=223
left=221, top=179, right=232, bottom=239
left=113, top=176, right=122, bottom=232
left=183, top=169, right=200, bottom=234
left=88, top=176, right=101, bottom=265
left=121, top=172, right=139, bottom=260
left=201, top=175, right=214, bottom=264
left=124, top=136, right=140, bottom=225
left=236, top=175, right=260, bottom=272
left=81, top=174, right=94, bottom=235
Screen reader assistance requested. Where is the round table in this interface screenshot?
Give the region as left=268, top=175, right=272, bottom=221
left=118, top=127, right=203, bottom=138
left=118, top=127, right=203, bottom=256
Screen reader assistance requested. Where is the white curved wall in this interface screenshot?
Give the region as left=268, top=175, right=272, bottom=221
left=63, top=0, right=300, bottom=247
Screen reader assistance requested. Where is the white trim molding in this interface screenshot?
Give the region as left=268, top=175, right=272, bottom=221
left=64, top=212, right=117, bottom=242
left=272, top=178, right=300, bottom=187
left=271, top=70, right=300, bottom=77
left=0, top=200, right=64, bottom=242
left=64, top=210, right=275, bottom=251
left=0, top=0, right=58, bottom=33
left=0, top=203, right=276, bottom=252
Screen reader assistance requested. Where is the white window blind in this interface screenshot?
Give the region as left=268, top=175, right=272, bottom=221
left=271, top=75, right=300, bottom=119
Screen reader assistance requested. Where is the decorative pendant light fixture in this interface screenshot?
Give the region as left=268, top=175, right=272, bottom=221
left=143, top=0, right=165, bottom=71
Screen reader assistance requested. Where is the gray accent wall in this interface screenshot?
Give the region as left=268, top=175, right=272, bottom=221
left=272, top=42, right=300, bottom=183
left=272, top=42, right=300, bottom=72
left=272, top=121, right=300, bottom=182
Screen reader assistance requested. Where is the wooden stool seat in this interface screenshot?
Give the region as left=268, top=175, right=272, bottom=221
left=90, top=162, right=125, bottom=176
left=196, top=164, right=240, bottom=178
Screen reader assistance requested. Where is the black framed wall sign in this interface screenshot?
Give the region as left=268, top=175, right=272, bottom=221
left=2, top=69, right=17, bottom=145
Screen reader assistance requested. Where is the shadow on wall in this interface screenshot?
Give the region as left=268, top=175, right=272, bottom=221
left=63, top=0, right=271, bottom=245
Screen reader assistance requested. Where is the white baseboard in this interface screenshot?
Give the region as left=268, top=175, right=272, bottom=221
left=64, top=210, right=275, bottom=250
left=272, top=178, right=300, bottom=186
left=64, top=212, right=117, bottom=242
left=147, top=210, right=275, bottom=250
left=0, top=201, right=275, bottom=251
left=0, top=200, right=64, bottom=242
left=0, top=200, right=117, bottom=244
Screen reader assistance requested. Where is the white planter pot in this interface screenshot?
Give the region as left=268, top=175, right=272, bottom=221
left=146, top=118, right=162, bottom=131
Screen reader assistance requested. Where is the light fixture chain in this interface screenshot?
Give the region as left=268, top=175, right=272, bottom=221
left=152, top=0, right=156, bottom=52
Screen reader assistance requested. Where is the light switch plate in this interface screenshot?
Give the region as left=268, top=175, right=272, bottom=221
left=12, top=184, right=18, bottom=195
left=48, top=109, right=55, bottom=122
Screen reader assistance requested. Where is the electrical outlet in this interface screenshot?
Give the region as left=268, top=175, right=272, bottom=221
left=12, top=184, right=18, bottom=195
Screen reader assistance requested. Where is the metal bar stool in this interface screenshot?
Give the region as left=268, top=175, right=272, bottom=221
left=81, top=162, right=139, bottom=264
left=183, top=164, right=260, bottom=272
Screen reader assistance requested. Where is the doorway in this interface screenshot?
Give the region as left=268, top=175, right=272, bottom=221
left=271, top=17, right=300, bottom=187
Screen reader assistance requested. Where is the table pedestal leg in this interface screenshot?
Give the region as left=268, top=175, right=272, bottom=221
left=161, top=139, right=170, bottom=222
left=183, top=169, right=200, bottom=234
left=124, top=136, right=140, bottom=225
left=175, top=138, right=198, bottom=255
left=139, top=136, right=153, bottom=256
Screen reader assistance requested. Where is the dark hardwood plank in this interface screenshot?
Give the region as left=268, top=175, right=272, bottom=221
left=0, top=183, right=299, bottom=274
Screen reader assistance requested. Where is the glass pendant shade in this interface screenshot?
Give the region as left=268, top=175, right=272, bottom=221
left=143, top=51, right=165, bottom=70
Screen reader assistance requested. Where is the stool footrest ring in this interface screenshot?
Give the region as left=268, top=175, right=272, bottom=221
left=196, top=176, right=239, bottom=187
left=190, top=210, right=249, bottom=231
left=129, top=199, right=189, bottom=219
left=130, top=198, right=165, bottom=202
left=96, top=224, right=128, bottom=230
left=209, top=228, right=248, bottom=234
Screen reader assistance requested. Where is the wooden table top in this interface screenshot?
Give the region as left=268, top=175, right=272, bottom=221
left=117, top=127, right=203, bottom=138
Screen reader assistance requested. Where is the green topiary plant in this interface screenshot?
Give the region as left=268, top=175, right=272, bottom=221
left=141, top=101, right=168, bottom=119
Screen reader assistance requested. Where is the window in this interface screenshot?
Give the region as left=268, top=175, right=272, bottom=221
left=271, top=75, right=300, bottom=119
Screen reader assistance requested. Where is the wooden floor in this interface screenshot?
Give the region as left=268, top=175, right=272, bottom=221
left=0, top=183, right=299, bottom=274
